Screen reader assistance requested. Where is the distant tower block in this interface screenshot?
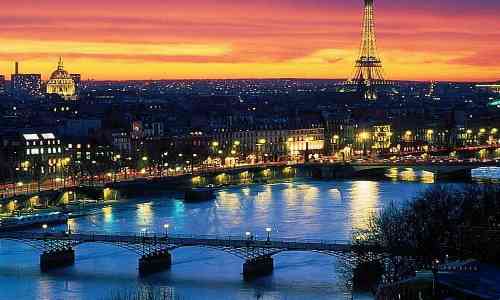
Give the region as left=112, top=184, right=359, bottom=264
left=350, top=0, right=387, bottom=100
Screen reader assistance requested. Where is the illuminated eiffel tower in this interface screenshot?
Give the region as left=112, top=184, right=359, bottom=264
left=349, top=0, right=387, bottom=100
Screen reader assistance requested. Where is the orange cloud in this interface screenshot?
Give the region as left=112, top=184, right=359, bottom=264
left=0, top=0, right=498, bottom=81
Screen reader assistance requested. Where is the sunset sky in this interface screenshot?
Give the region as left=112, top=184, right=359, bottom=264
left=1, top=0, right=499, bottom=81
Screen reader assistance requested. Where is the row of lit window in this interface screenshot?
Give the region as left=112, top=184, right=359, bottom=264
left=25, top=140, right=60, bottom=146
left=68, top=144, right=92, bottom=149
left=26, top=147, right=62, bottom=155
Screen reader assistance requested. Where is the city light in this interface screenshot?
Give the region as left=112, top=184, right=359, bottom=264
left=0, top=1, right=497, bottom=298
left=359, top=132, right=370, bottom=140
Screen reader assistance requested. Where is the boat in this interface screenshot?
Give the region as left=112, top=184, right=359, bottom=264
left=184, top=187, right=216, bottom=202
left=0, top=212, right=68, bottom=231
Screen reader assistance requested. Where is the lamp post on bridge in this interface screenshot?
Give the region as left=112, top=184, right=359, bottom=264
left=164, top=223, right=170, bottom=237
left=266, top=227, right=272, bottom=242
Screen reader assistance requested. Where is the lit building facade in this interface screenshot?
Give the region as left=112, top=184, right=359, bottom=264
left=212, top=127, right=325, bottom=162
left=0, top=132, right=66, bottom=181
left=11, top=74, right=42, bottom=98
left=372, top=125, right=392, bottom=152
left=46, top=58, right=77, bottom=100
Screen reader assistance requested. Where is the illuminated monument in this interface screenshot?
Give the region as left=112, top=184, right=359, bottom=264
left=348, top=0, right=388, bottom=100
left=46, top=57, right=77, bottom=100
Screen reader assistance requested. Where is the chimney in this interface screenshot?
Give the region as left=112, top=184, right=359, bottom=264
left=15, top=62, right=19, bottom=74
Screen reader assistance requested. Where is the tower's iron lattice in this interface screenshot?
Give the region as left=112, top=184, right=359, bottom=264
left=349, top=0, right=387, bottom=100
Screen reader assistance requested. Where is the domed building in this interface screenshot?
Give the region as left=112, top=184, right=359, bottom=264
left=46, top=57, right=76, bottom=100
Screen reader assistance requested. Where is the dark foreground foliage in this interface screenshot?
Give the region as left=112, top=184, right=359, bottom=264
left=355, top=184, right=500, bottom=268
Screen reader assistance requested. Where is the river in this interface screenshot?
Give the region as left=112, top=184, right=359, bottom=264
left=0, top=174, right=440, bottom=300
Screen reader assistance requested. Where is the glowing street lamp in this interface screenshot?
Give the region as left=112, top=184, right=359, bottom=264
left=245, top=231, right=251, bottom=240
left=164, top=223, right=170, bottom=237
left=266, top=227, right=272, bottom=241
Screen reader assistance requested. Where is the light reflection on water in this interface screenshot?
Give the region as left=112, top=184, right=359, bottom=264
left=350, top=181, right=379, bottom=230
left=0, top=179, right=436, bottom=300
left=386, top=167, right=435, bottom=184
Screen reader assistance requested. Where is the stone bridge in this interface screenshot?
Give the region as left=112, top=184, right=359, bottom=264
left=305, top=162, right=499, bottom=180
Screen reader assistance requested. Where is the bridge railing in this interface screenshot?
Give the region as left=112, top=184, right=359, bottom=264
left=6, top=229, right=354, bottom=246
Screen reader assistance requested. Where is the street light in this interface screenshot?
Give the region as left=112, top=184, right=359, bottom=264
left=359, top=132, right=370, bottom=156
left=42, top=224, right=48, bottom=230
left=164, top=223, right=170, bottom=237
left=432, top=258, right=440, bottom=297
left=266, top=227, right=272, bottom=241
left=245, top=231, right=251, bottom=240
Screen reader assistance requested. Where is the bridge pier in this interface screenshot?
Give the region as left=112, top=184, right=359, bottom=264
left=138, top=250, right=172, bottom=275
left=243, top=256, right=274, bottom=280
left=40, top=248, right=75, bottom=271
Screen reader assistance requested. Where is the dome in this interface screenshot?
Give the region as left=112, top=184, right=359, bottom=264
left=46, top=57, right=77, bottom=100
left=49, top=58, right=72, bottom=80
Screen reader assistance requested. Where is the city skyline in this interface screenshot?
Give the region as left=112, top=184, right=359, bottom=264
left=1, top=0, right=499, bottom=81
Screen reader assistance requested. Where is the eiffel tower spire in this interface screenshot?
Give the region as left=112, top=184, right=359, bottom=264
left=351, top=0, right=385, bottom=100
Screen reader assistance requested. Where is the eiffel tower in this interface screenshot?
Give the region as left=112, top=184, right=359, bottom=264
left=349, top=0, right=387, bottom=100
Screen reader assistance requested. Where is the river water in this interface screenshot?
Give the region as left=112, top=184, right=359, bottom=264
left=0, top=175, right=438, bottom=300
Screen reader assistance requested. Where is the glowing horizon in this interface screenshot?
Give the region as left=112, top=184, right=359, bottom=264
left=1, top=0, right=499, bottom=82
